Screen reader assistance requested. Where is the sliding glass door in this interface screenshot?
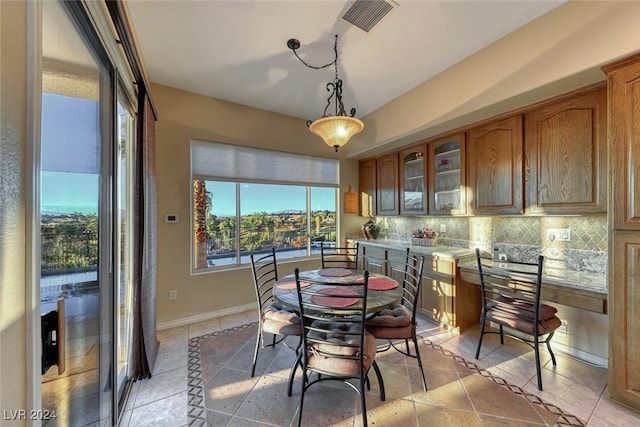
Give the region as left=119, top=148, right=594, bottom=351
left=39, top=1, right=134, bottom=424
left=116, top=96, right=135, bottom=410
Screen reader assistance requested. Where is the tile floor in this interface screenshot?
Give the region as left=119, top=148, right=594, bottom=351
left=119, top=311, right=640, bottom=426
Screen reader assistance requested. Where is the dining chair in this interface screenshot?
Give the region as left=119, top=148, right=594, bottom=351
left=320, top=241, right=360, bottom=269
left=366, top=250, right=428, bottom=391
left=249, top=248, right=302, bottom=378
left=474, top=248, right=561, bottom=391
left=289, top=268, right=385, bottom=427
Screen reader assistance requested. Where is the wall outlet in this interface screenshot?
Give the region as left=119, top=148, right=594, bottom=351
left=498, top=253, right=508, bottom=261
left=547, top=228, right=571, bottom=242
left=440, top=224, right=446, bottom=233
left=169, top=289, right=178, bottom=300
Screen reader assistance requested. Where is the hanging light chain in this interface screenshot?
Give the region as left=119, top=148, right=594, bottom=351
left=287, top=34, right=356, bottom=119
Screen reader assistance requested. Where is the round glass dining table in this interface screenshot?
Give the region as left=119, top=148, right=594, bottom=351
left=273, top=268, right=403, bottom=314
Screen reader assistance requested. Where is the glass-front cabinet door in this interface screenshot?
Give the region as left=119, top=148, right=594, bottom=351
left=399, top=146, right=427, bottom=214
left=429, top=133, right=466, bottom=215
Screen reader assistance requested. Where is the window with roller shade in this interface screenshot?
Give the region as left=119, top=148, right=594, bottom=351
left=190, top=140, right=339, bottom=270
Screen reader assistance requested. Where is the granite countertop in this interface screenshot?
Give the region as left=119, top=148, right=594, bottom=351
left=457, top=259, right=607, bottom=295
left=353, top=239, right=607, bottom=295
left=353, top=238, right=474, bottom=260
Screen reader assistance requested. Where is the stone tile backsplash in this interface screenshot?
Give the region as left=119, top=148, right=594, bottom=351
left=375, top=214, right=607, bottom=275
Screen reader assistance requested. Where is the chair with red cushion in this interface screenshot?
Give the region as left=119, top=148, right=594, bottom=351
left=288, top=268, right=385, bottom=427
left=474, top=248, right=561, bottom=391
left=366, top=250, right=427, bottom=391
left=249, top=248, right=302, bottom=378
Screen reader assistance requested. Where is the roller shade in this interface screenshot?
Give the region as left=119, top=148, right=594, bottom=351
left=191, top=139, right=339, bottom=187
left=41, top=93, right=100, bottom=174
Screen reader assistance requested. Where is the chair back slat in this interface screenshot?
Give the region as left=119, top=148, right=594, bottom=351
left=475, top=248, right=545, bottom=326
left=250, top=248, right=279, bottom=311
left=400, top=250, right=425, bottom=320
left=294, top=268, right=369, bottom=376
left=320, top=242, right=361, bottom=269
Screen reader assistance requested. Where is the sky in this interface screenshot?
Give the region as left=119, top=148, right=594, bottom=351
left=208, top=181, right=336, bottom=217
left=40, top=175, right=336, bottom=216
left=41, top=171, right=99, bottom=214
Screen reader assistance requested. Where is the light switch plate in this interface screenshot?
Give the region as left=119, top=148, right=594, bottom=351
left=547, top=228, right=571, bottom=242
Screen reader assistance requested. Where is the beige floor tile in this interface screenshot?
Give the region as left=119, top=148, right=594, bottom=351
left=135, top=365, right=188, bottom=408
left=203, top=366, right=260, bottom=415
left=462, top=373, right=550, bottom=424
left=359, top=396, right=418, bottom=427
left=589, top=394, right=640, bottom=427
left=412, top=369, right=475, bottom=412
left=235, top=374, right=299, bottom=425
left=414, top=401, right=482, bottom=426
left=188, top=317, right=222, bottom=338
left=129, top=391, right=187, bottom=427
left=220, top=312, right=252, bottom=330
left=522, top=367, right=602, bottom=421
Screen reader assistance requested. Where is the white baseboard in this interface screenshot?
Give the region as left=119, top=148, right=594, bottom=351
left=553, top=341, right=608, bottom=368
left=156, top=303, right=255, bottom=331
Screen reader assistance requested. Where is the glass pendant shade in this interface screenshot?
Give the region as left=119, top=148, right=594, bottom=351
left=308, top=115, right=364, bottom=152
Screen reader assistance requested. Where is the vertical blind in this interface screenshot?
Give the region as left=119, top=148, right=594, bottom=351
left=190, top=139, right=339, bottom=186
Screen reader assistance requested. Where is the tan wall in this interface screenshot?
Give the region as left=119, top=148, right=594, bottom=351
left=152, top=84, right=365, bottom=325
left=1, top=0, right=27, bottom=416
left=345, top=0, right=640, bottom=158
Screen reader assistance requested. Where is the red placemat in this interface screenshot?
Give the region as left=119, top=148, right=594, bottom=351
left=355, top=276, right=398, bottom=290
left=318, top=268, right=352, bottom=277
left=311, top=287, right=359, bottom=307
left=275, top=280, right=311, bottom=290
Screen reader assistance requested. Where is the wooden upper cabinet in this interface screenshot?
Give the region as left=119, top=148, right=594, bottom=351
left=399, top=146, right=428, bottom=215
left=428, top=133, right=466, bottom=215
left=376, top=152, right=399, bottom=216
left=524, top=88, right=607, bottom=214
left=468, top=115, right=524, bottom=215
left=604, top=55, right=640, bottom=229
left=603, top=54, right=640, bottom=412
left=358, top=158, right=377, bottom=217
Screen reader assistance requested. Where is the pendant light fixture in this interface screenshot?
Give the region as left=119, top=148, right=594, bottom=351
left=287, top=34, right=363, bottom=152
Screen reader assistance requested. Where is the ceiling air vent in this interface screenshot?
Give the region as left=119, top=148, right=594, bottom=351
left=342, top=0, right=398, bottom=33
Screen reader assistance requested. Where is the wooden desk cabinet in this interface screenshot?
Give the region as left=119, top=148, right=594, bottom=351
left=419, top=257, right=480, bottom=332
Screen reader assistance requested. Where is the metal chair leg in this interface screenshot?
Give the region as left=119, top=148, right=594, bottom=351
left=372, top=361, right=386, bottom=401
left=546, top=332, right=557, bottom=366
left=250, top=327, right=262, bottom=378
left=413, top=336, right=428, bottom=391
left=475, top=316, right=486, bottom=359
left=534, top=335, right=543, bottom=391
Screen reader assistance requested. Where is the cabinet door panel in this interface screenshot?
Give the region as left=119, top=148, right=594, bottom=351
left=610, top=232, right=640, bottom=408
left=376, top=153, right=399, bottom=215
left=429, top=133, right=466, bottom=215
left=607, top=60, right=640, bottom=229
left=468, top=115, right=524, bottom=214
left=525, top=89, right=607, bottom=214
left=359, top=158, right=376, bottom=217
left=420, top=276, right=453, bottom=326
left=399, top=146, right=427, bottom=215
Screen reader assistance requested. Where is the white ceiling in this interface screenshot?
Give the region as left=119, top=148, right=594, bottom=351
left=125, top=0, right=565, bottom=122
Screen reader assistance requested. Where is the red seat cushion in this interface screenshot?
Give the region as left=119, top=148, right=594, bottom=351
left=486, top=309, right=562, bottom=336
left=306, top=321, right=377, bottom=375
left=494, top=296, right=558, bottom=321
left=366, top=304, right=414, bottom=339
left=262, top=301, right=302, bottom=335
